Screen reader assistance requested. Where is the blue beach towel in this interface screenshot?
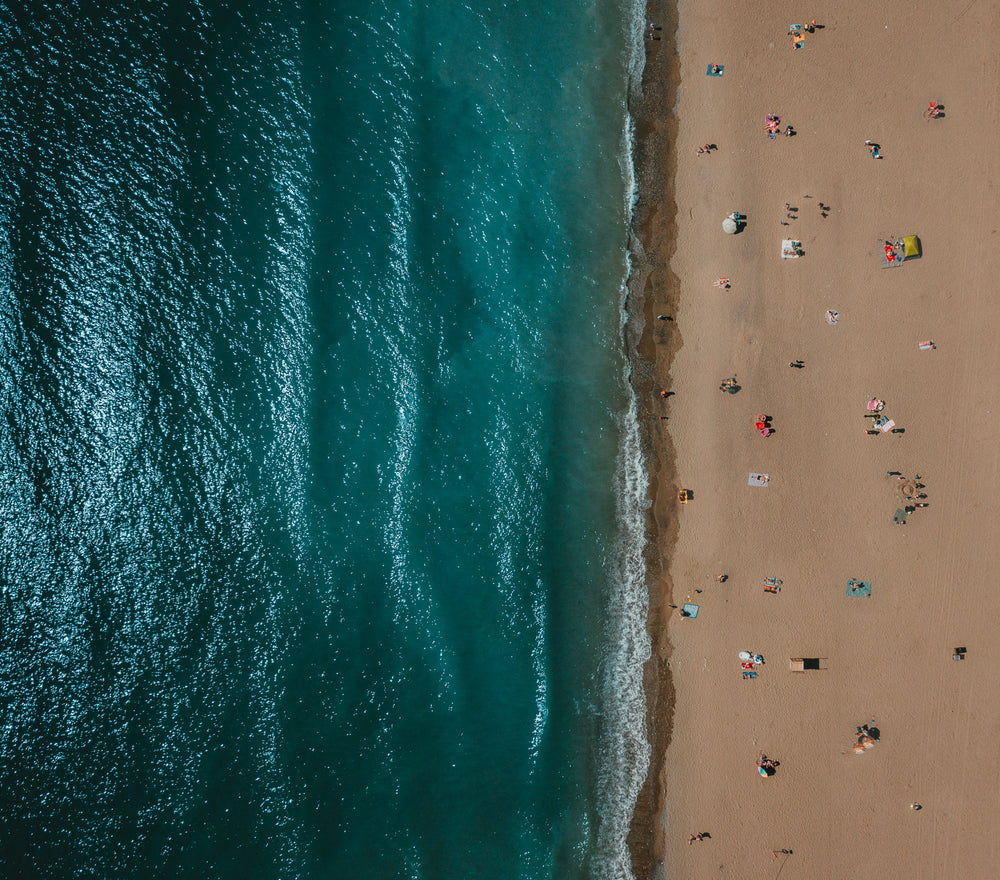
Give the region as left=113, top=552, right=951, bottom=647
left=706, top=64, right=724, bottom=76
left=846, top=579, right=872, bottom=598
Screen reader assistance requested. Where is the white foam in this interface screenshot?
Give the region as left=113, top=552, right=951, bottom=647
left=593, top=380, right=652, bottom=880
left=591, top=3, right=656, bottom=874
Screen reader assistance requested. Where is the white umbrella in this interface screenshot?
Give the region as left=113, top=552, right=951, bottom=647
left=723, top=217, right=738, bottom=234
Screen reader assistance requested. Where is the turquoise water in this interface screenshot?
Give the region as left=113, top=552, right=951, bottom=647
left=0, top=1, right=649, bottom=877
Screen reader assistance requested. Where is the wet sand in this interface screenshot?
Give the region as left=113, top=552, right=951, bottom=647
left=628, top=1, right=1000, bottom=877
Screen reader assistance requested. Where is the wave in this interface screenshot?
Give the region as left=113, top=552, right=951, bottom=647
left=593, top=0, right=652, bottom=875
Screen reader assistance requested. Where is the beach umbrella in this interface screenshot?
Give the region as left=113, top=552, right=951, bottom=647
left=722, top=217, right=738, bottom=234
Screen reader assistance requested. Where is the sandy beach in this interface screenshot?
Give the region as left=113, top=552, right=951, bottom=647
left=629, top=1, right=1000, bottom=877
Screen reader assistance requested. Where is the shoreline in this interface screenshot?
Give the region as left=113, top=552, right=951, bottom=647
left=623, top=0, right=680, bottom=876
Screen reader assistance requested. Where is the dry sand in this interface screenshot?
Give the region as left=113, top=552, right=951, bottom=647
left=629, top=1, right=1000, bottom=877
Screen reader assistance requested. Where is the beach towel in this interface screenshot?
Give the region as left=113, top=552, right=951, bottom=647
left=706, top=64, right=724, bottom=76
left=682, top=603, right=700, bottom=618
left=748, top=472, right=769, bottom=487
left=846, top=579, right=872, bottom=598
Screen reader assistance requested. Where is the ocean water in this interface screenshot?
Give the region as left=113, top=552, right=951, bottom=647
left=0, top=1, right=649, bottom=878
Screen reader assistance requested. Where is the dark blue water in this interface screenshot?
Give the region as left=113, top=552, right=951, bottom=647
left=0, top=2, right=649, bottom=877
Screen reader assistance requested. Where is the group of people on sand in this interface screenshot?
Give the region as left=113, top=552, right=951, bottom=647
left=757, top=754, right=780, bottom=776
left=896, top=473, right=930, bottom=518
left=765, top=115, right=793, bottom=137
left=853, top=721, right=881, bottom=753
left=790, top=20, right=818, bottom=48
